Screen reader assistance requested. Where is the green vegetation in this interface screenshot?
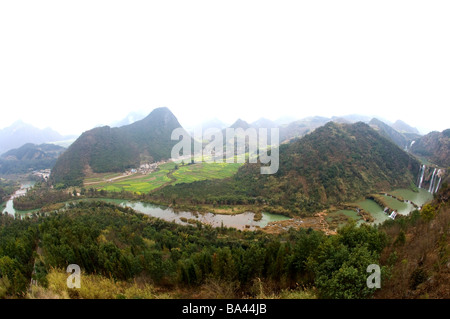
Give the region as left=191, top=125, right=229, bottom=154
left=83, top=162, right=242, bottom=195
left=99, top=162, right=177, bottom=193
left=1, top=177, right=448, bottom=299
left=0, top=200, right=390, bottom=299
left=0, top=213, right=38, bottom=297
left=13, top=183, right=73, bottom=211
left=50, top=120, right=422, bottom=219
left=172, top=162, right=242, bottom=185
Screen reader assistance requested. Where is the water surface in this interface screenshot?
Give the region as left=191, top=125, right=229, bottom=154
left=13, top=196, right=290, bottom=230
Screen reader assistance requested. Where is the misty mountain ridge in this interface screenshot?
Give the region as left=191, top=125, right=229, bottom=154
left=0, top=120, right=70, bottom=155
left=251, top=118, right=279, bottom=129
left=0, top=143, right=65, bottom=175
left=392, top=120, right=421, bottom=135
left=410, top=129, right=450, bottom=167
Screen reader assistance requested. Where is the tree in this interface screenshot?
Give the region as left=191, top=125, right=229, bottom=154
left=311, top=240, right=381, bottom=299
left=420, top=204, right=436, bottom=222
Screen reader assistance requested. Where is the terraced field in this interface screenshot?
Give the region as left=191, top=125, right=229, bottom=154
left=84, top=161, right=242, bottom=193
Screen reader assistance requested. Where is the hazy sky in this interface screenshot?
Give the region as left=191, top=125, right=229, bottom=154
left=1, top=1, right=449, bottom=136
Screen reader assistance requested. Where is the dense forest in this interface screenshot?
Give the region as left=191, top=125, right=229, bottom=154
left=1, top=181, right=449, bottom=299
left=0, top=200, right=386, bottom=299
left=0, top=213, right=37, bottom=297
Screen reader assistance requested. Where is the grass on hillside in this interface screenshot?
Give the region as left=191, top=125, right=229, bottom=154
left=28, top=268, right=170, bottom=299
left=27, top=268, right=317, bottom=299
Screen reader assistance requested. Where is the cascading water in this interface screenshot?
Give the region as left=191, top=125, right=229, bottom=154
left=430, top=169, right=443, bottom=194
left=406, top=140, right=416, bottom=152
left=417, top=165, right=426, bottom=189
left=434, top=176, right=442, bottom=194
left=428, top=168, right=437, bottom=193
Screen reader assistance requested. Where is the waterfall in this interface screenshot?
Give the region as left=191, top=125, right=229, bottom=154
left=417, top=165, right=426, bottom=189
left=407, top=140, right=416, bottom=152
left=434, top=176, right=442, bottom=194
left=431, top=169, right=442, bottom=194
left=428, top=168, right=437, bottom=193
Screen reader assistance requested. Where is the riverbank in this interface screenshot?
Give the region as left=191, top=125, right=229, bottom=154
left=324, top=188, right=434, bottom=228
left=9, top=184, right=435, bottom=234
left=1, top=181, right=36, bottom=216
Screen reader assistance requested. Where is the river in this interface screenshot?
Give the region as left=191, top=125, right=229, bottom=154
left=330, top=188, right=434, bottom=226
left=2, top=181, right=36, bottom=217
left=6, top=189, right=290, bottom=230
left=6, top=185, right=435, bottom=230
left=83, top=199, right=291, bottom=230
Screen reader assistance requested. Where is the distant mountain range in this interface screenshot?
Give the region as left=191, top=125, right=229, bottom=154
left=50, top=107, right=194, bottom=187
left=391, top=120, right=421, bottom=135
left=0, top=107, right=428, bottom=190
left=0, top=121, right=75, bottom=155
left=187, top=118, right=229, bottom=137
left=279, top=116, right=330, bottom=142
left=369, top=118, right=414, bottom=150
left=0, top=143, right=65, bottom=175
left=251, top=118, right=279, bottom=129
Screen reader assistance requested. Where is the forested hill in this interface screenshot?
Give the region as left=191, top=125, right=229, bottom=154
left=271, top=121, right=420, bottom=207
left=50, top=107, right=190, bottom=187
left=0, top=143, right=65, bottom=175
left=410, top=129, right=450, bottom=167
left=1, top=143, right=64, bottom=161
left=152, top=122, right=420, bottom=214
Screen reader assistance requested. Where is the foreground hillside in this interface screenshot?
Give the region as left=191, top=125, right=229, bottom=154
left=151, top=122, right=420, bottom=215
left=375, top=178, right=450, bottom=298
left=1, top=200, right=386, bottom=299
left=1, top=180, right=448, bottom=299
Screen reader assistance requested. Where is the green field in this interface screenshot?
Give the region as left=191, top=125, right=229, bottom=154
left=84, top=161, right=242, bottom=193
left=172, top=162, right=242, bottom=185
